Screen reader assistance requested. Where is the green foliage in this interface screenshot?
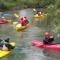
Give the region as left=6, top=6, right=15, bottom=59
left=0, top=0, right=56, bottom=10
left=42, top=0, right=60, bottom=33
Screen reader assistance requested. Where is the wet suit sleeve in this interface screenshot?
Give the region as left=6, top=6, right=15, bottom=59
left=43, top=38, right=50, bottom=44
left=25, top=20, right=29, bottom=24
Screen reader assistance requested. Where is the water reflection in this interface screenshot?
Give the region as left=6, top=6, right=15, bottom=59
left=19, top=9, right=34, bottom=18
left=43, top=49, right=60, bottom=60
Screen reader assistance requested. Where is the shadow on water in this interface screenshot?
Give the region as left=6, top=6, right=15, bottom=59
left=0, top=8, right=60, bottom=60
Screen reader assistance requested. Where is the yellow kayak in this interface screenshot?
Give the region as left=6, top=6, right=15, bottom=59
left=15, top=24, right=29, bottom=31
left=34, top=14, right=47, bottom=19
left=34, top=15, right=44, bottom=19
left=14, top=13, right=19, bottom=18
left=0, top=42, right=16, bottom=58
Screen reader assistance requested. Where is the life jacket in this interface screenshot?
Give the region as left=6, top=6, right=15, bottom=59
left=18, top=19, right=25, bottom=26
left=1, top=18, right=5, bottom=22
left=2, top=44, right=8, bottom=51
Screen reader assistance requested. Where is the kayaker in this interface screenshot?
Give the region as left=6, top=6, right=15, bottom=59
left=1, top=17, right=8, bottom=23
left=37, top=11, right=42, bottom=16
left=0, top=38, right=15, bottom=51
left=18, top=17, right=25, bottom=26
left=34, top=11, right=42, bottom=17
left=43, top=32, right=54, bottom=45
left=24, top=17, right=29, bottom=24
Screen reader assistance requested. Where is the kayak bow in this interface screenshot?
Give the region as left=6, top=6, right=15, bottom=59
left=32, top=40, right=60, bottom=50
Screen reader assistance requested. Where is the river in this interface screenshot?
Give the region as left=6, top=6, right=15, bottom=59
left=0, top=8, right=60, bottom=60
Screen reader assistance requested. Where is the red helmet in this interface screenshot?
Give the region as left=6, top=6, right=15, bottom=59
left=20, top=17, right=24, bottom=20
left=44, top=32, right=50, bottom=38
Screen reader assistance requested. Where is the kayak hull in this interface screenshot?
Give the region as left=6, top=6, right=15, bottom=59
left=32, top=40, right=60, bottom=50
left=0, top=21, right=8, bottom=24
left=15, top=24, right=29, bottom=31
left=0, top=42, right=15, bottom=58
left=34, top=15, right=44, bottom=19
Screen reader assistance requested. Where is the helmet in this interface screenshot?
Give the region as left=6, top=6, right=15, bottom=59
left=44, top=32, right=50, bottom=38
left=2, top=17, right=5, bottom=18
left=22, top=16, right=26, bottom=20
left=20, top=17, right=23, bottom=20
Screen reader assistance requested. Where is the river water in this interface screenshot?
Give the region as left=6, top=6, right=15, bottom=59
left=0, top=9, right=60, bottom=60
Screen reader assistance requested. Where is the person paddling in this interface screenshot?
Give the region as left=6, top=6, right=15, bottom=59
left=18, top=17, right=25, bottom=26
left=0, top=38, right=15, bottom=51
left=1, top=17, right=8, bottom=23
left=18, top=17, right=29, bottom=26
left=43, top=32, right=54, bottom=45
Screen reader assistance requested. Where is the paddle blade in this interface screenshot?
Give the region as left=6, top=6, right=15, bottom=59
left=33, top=8, right=36, bottom=12
left=13, top=22, right=18, bottom=24
left=14, top=13, right=19, bottom=18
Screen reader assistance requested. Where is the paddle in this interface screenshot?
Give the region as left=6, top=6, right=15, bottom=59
left=32, top=8, right=38, bottom=14
left=33, top=8, right=37, bottom=12
left=12, top=14, right=19, bottom=25
left=13, top=21, right=18, bottom=25
left=13, top=13, right=19, bottom=18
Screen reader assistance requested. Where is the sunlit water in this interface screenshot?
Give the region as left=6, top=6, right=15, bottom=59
left=0, top=9, right=60, bottom=60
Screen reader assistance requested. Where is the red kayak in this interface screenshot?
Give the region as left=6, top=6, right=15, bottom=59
left=32, top=40, right=60, bottom=50
left=0, top=21, right=8, bottom=24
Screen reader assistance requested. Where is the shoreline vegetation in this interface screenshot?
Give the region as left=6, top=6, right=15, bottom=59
left=0, top=0, right=55, bottom=11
